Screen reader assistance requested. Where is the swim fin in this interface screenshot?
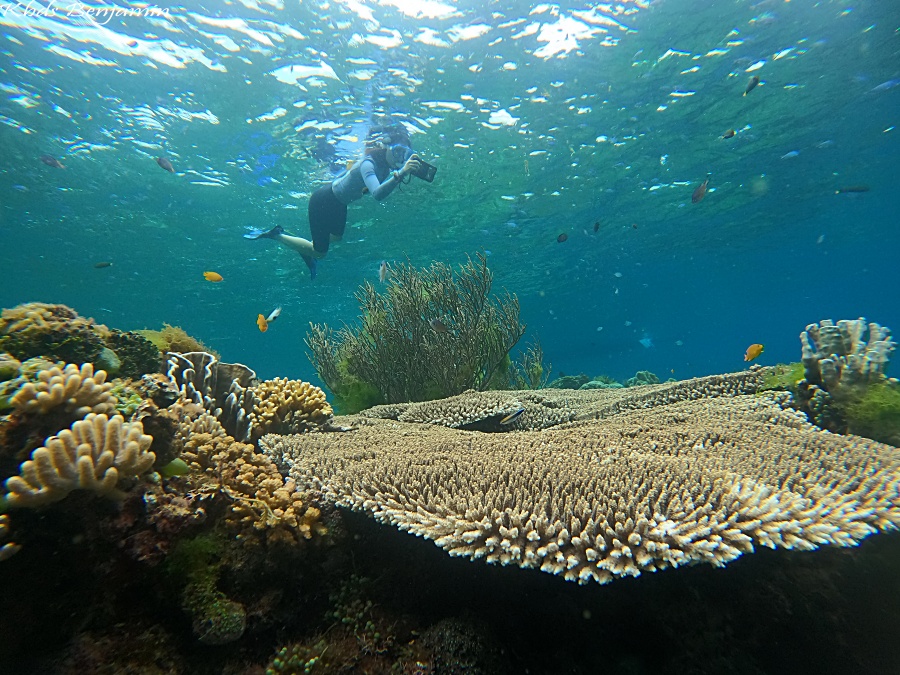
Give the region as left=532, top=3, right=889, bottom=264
left=243, top=224, right=284, bottom=240
left=301, top=254, right=318, bottom=280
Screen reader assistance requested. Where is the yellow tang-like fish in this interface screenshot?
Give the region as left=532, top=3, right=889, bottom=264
left=203, top=271, right=223, bottom=282
left=257, top=314, right=268, bottom=332
left=744, top=343, right=764, bottom=362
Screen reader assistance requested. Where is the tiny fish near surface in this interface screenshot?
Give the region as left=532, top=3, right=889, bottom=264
left=93, top=261, right=113, bottom=268
left=203, top=271, right=223, bottom=282
left=692, top=177, right=710, bottom=204
left=40, top=155, right=65, bottom=169
left=156, top=157, right=175, bottom=172
left=743, top=75, right=760, bottom=96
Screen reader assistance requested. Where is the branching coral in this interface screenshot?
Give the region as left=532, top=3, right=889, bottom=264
left=4, top=413, right=155, bottom=507
left=306, top=254, right=529, bottom=412
left=794, top=318, right=897, bottom=440
left=9, top=362, right=116, bottom=417
left=261, top=375, right=900, bottom=586
left=181, top=433, right=325, bottom=546
left=248, top=378, right=333, bottom=439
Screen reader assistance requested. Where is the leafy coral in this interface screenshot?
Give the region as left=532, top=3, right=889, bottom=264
left=306, top=254, right=533, bottom=410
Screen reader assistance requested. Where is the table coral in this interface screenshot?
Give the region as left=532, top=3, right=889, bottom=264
left=261, top=379, right=900, bottom=586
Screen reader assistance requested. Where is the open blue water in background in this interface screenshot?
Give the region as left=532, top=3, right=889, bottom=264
left=1, top=0, right=897, bottom=386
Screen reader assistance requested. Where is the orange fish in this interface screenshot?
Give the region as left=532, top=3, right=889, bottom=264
left=203, top=271, right=223, bottom=282
left=257, top=314, right=268, bottom=332
left=692, top=176, right=710, bottom=204
left=744, top=343, right=764, bottom=362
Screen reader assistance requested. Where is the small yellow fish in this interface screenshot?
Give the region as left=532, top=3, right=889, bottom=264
left=744, top=343, right=764, bottom=362
left=203, top=271, right=223, bottom=282
left=257, top=314, right=268, bottom=332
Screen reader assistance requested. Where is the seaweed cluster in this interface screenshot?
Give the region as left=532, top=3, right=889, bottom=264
left=306, top=254, right=541, bottom=413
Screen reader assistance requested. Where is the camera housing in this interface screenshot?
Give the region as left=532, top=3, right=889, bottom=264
left=411, top=159, right=437, bottom=182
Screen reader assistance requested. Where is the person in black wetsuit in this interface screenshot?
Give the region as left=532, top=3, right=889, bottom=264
left=244, top=128, right=423, bottom=280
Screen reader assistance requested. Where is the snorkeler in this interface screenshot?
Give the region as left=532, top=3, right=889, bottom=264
left=244, top=128, right=425, bottom=280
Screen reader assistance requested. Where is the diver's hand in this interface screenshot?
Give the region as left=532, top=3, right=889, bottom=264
left=401, top=154, right=422, bottom=176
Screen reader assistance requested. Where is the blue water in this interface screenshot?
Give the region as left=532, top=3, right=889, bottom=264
left=1, top=0, right=898, bottom=387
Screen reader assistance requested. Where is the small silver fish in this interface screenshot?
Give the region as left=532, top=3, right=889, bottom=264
left=379, top=260, right=388, bottom=283
left=266, top=306, right=282, bottom=322
left=499, top=408, right=525, bottom=425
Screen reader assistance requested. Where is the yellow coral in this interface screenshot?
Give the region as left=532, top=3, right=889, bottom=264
left=4, top=413, right=155, bottom=507
left=10, top=362, right=116, bottom=417
left=181, top=433, right=325, bottom=546
left=137, top=324, right=218, bottom=358
left=248, top=378, right=333, bottom=438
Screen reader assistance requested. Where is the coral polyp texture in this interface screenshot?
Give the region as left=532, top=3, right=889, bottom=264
left=181, top=433, right=325, bottom=546
left=10, top=362, right=116, bottom=417
left=801, top=318, right=895, bottom=392
left=4, top=413, right=156, bottom=507
left=248, top=377, right=334, bottom=438
left=261, top=375, right=900, bottom=585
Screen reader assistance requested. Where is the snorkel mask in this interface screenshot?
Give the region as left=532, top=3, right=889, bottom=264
left=388, top=144, right=413, bottom=168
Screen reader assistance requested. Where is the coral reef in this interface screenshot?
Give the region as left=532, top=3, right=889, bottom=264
left=10, top=362, right=115, bottom=417
left=0, top=303, right=109, bottom=366
left=0, top=303, right=163, bottom=379
left=248, top=378, right=334, bottom=439
left=262, top=376, right=900, bottom=585
left=624, top=369, right=661, bottom=387
left=181, top=432, right=326, bottom=546
left=306, top=254, right=530, bottom=412
left=800, top=318, right=894, bottom=392
left=165, top=534, right=247, bottom=645
left=793, top=318, right=897, bottom=441
left=137, top=323, right=218, bottom=358
left=4, top=413, right=155, bottom=507
left=546, top=373, right=590, bottom=389
left=363, top=370, right=769, bottom=431
left=103, top=328, right=162, bottom=379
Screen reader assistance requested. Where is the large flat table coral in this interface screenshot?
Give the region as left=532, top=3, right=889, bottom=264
left=261, top=373, right=900, bottom=585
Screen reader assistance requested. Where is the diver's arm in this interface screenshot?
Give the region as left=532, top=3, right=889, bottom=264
left=361, top=158, right=401, bottom=201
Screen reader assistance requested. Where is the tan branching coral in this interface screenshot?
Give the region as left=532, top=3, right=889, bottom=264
left=801, top=318, right=894, bottom=392
left=362, top=370, right=770, bottom=432
left=261, top=390, right=900, bottom=585
left=248, top=378, right=333, bottom=439
left=181, top=433, right=325, bottom=546
left=9, top=362, right=115, bottom=417
left=4, top=413, right=155, bottom=507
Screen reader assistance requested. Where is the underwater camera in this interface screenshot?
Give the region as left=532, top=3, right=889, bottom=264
left=411, top=158, right=437, bottom=182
